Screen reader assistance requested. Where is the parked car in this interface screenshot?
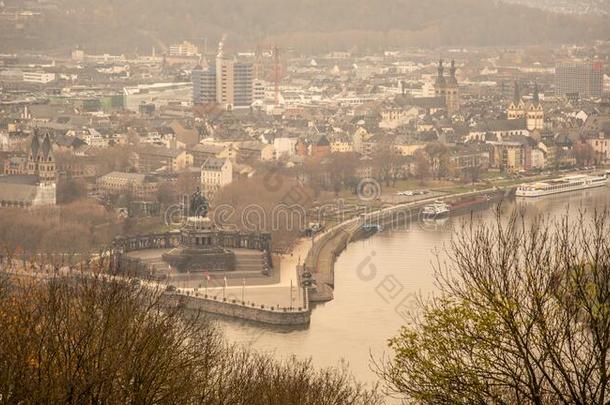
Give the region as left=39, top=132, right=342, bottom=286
left=397, top=191, right=415, bottom=196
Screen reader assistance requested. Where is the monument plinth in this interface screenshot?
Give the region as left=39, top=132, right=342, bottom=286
left=162, top=189, right=236, bottom=273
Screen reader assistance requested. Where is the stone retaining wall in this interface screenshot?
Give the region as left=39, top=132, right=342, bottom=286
left=165, top=290, right=311, bottom=326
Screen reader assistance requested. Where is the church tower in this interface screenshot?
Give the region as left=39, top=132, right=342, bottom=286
left=434, top=59, right=460, bottom=115
left=434, top=59, right=446, bottom=100
left=254, top=45, right=264, bottom=81
left=526, top=84, right=544, bottom=131
left=507, top=80, right=525, bottom=120
left=27, top=131, right=56, bottom=184
left=445, top=60, right=460, bottom=114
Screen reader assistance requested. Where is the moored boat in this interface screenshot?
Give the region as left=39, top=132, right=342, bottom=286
left=516, top=174, right=607, bottom=198
left=421, top=201, right=451, bottom=218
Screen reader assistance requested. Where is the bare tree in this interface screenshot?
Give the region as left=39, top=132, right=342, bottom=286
left=372, top=144, right=402, bottom=187
left=463, top=165, right=482, bottom=186
left=0, top=200, right=119, bottom=268
left=156, top=181, right=178, bottom=207
left=0, top=268, right=381, bottom=404
left=176, top=170, right=200, bottom=197
left=56, top=177, right=88, bottom=204
left=214, top=172, right=317, bottom=252
left=572, top=142, right=596, bottom=168
left=93, top=145, right=135, bottom=174
left=328, top=152, right=360, bottom=195
left=379, top=209, right=610, bottom=404
left=413, top=149, right=431, bottom=185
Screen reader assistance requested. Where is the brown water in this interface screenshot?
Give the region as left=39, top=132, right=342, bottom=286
left=216, top=186, right=610, bottom=393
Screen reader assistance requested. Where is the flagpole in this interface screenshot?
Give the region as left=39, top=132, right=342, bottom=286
left=223, top=276, right=227, bottom=300
left=242, top=278, right=245, bottom=302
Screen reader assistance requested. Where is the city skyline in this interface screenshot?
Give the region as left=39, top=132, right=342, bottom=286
left=1, top=2, right=610, bottom=404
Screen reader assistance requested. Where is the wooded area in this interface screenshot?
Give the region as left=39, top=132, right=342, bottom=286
left=2, top=0, right=608, bottom=53
left=0, top=272, right=381, bottom=404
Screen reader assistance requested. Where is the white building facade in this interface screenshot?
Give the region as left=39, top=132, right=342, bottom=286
left=201, top=158, right=233, bottom=198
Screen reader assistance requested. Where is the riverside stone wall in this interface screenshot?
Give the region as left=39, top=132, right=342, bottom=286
left=166, top=290, right=311, bottom=326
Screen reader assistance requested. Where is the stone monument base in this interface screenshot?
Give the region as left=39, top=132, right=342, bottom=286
left=163, top=247, right=236, bottom=273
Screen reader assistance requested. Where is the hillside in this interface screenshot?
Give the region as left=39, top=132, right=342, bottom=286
left=1, top=0, right=609, bottom=53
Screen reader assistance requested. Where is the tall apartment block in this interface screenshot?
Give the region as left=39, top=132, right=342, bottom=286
left=192, top=66, right=217, bottom=104
left=192, top=41, right=253, bottom=109
left=233, top=62, right=254, bottom=107
left=555, top=62, right=604, bottom=99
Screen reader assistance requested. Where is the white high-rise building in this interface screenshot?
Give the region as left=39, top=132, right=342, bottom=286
left=555, top=62, right=604, bottom=99
left=253, top=79, right=266, bottom=103
left=215, top=45, right=235, bottom=108
left=169, top=41, right=199, bottom=57
left=192, top=40, right=253, bottom=109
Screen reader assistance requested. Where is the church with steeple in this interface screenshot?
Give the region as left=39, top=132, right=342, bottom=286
left=27, top=132, right=56, bottom=183
left=434, top=59, right=460, bottom=115
left=0, top=131, right=56, bottom=208
left=507, top=81, right=544, bottom=131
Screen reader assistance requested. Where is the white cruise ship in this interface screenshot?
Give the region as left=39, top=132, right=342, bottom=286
left=516, top=174, right=608, bottom=197
left=422, top=201, right=451, bottom=218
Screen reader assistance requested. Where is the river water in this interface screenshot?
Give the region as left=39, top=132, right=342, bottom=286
left=216, top=186, right=610, bottom=392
